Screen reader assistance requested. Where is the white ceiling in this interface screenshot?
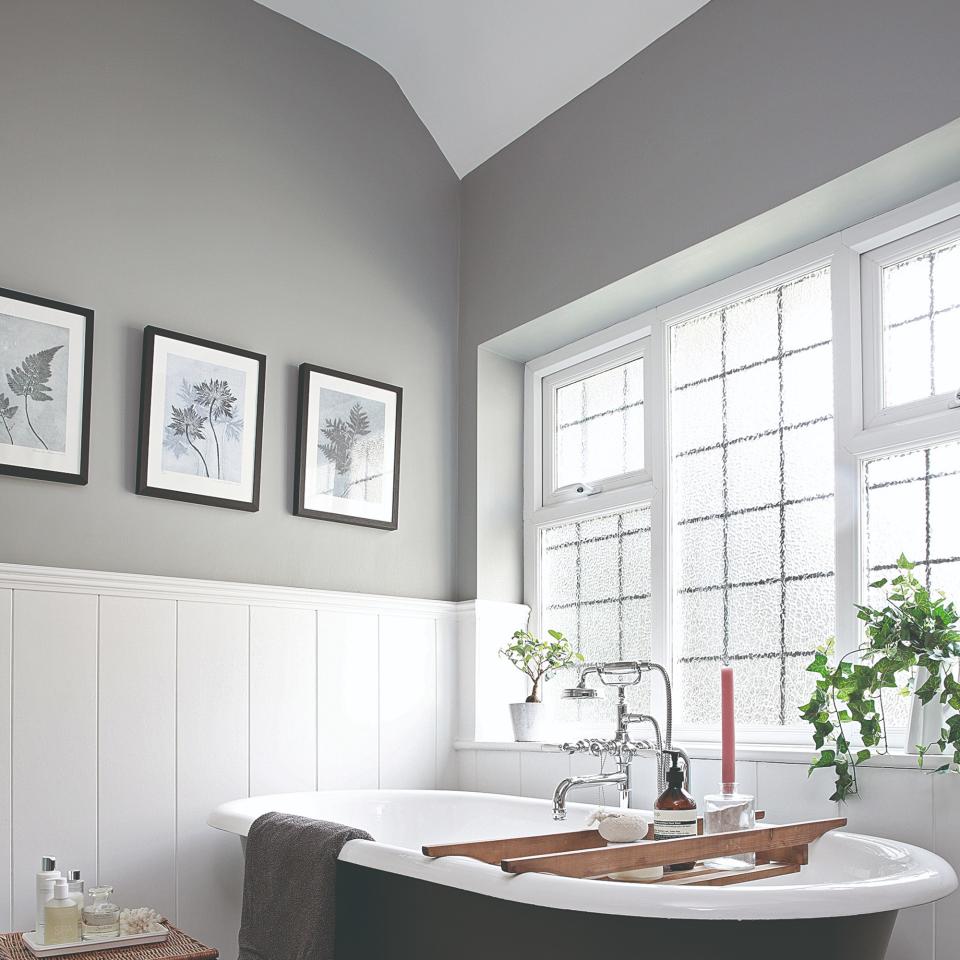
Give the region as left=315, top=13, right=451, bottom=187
left=255, top=0, right=711, bottom=177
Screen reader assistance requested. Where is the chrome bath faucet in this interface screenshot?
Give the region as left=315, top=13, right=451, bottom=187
left=551, top=660, right=690, bottom=820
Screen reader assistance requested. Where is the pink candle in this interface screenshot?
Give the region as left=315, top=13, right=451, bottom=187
left=721, top=665, right=735, bottom=787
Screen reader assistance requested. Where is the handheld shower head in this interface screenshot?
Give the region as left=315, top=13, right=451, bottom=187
left=561, top=684, right=598, bottom=700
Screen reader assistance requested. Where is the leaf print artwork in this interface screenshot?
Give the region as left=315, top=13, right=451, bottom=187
left=314, top=387, right=386, bottom=502
left=160, top=353, right=246, bottom=483
left=167, top=404, right=210, bottom=477
left=0, top=393, right=18, bottom=444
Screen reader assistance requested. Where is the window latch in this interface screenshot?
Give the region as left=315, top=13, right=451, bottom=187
left=949, top=389, right=960, bottom=410
left=555, top=481, right=600, bottom=501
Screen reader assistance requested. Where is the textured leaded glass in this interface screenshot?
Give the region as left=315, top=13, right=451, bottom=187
left=670, top=268, right=836, bottom=727
left=540, top=506, right=652, bottom=721
left=881, top=239, right=960, bottom=407
left=863, top=440, right=960, bottom=729
left=556, top=357, right=644, bottom=488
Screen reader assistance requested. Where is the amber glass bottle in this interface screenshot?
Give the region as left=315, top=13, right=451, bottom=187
left=653, top=751, right=697, bottom=871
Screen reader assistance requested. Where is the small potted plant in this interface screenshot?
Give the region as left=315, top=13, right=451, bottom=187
left=500, top=629, right=584, bottom=742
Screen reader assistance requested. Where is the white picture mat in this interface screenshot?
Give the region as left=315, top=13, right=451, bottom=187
left=145, top=335, right=260, bottom=502
left=0, top=294, right=87, bottom=474
left=303, top=370, right=397, bottom=521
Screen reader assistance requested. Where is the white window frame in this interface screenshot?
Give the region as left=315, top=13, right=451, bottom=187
left=522, top=180, right=960, bottom=748
left=541, top=339, right=651, bottom=507
left=859, top=213, right=960, bottom=430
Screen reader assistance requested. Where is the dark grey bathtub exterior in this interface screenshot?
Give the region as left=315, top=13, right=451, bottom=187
left=335, top=862, right=897, bottom=960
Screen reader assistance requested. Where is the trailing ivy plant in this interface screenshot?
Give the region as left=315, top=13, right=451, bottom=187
left=800, top=555, right=960, bottom=802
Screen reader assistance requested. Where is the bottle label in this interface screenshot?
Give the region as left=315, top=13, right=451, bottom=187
left=654, top=809, right=698, bottom=840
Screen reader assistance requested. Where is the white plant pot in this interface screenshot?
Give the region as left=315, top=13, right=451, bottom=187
left=509, top=702, right=551, bottom=742
left=907, top=667, right=946, bottom=755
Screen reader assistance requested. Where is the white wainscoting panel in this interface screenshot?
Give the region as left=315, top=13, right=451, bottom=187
left=0, top=563, right=459, bottom=957
left=12, top=590, right=98, bottom=932
left=98, top=596, right=177, bottom=919
left=250, top=605, right=317, bottom=796
left=379, top=616, right=437, bottom=789
left=317, top=611, right=379, bottom=790
left=436, top=615, right=459, bottom=790
left=176, top=601, right=249, bottom=954
left=0, top=590, right=11, bottom=932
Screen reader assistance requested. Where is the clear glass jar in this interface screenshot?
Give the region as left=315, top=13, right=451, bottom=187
left=703, top=782, right=757, bottom=870
left=81, top=885, right=120, bottom=940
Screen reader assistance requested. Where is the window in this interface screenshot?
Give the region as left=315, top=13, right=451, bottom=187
left=860, top=213, right=960, bottom=426
left=539, top=506, right=652, bottom=722
left=541, top=342, right=647, bottom=504
left=669, top=268, right=835, bottom=729
left=524, top=181, right=960, bottom=745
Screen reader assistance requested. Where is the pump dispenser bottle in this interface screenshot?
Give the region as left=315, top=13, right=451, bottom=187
left=653, top=751, right=697, bottom=870
left=35, top=857, right=60, bottom=941
left=43, top=879, right=80, bottom=945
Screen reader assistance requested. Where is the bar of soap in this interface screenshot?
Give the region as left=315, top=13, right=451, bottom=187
left=607, top=865, right=664, bottom=882
left=603, top=841, right=663, bottom=882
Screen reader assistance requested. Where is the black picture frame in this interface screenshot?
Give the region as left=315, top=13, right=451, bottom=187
left=294, top=363, right=402, bottom=530
left=0, top=286, right=94, bottom=485
left=136, top=326, right=266, bottom=511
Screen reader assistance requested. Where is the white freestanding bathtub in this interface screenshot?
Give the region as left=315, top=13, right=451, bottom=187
left=209, top=789, right=956, bottom=960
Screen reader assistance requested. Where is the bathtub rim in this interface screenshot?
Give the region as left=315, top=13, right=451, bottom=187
left=208, top=788, right=957, bottom=922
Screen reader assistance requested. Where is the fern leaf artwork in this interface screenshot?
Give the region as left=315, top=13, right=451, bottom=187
left=0, top=392, right=19, bottom=445
left=5, top=344, right=64, bottom=449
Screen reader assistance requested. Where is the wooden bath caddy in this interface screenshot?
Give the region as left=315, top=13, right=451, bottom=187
left=423, top=814, right=846, bottom=888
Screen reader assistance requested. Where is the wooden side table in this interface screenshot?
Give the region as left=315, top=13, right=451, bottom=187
left=0, top=925, right=217, bottom=960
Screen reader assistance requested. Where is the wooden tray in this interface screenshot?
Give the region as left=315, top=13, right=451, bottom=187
left=424, top=815, right=846, bottom=888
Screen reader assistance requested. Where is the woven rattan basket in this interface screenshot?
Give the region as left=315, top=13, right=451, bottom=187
left=0, top=925, right=217, bottom=960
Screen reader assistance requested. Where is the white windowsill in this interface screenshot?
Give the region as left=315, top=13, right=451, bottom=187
left=454, top=739, right=929, bottom=770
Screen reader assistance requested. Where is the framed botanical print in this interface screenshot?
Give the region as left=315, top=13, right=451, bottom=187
left=0, top=286, right=94, bottom=484
left=294, top=364, right=402, bottom=529
left=137, top=326, right=266, bottom=511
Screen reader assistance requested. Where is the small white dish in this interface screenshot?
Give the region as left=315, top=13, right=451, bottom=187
left=22, top=927, right=168, bottom=957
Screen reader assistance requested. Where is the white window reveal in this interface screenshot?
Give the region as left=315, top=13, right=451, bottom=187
left=668, top=267, right=836, bottom=730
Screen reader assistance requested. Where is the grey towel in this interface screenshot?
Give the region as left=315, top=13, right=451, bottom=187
left=238, top=811, right=373, bottom=960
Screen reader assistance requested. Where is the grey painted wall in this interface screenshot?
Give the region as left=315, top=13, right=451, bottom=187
left=457, top=0, right=960, bottom=598
left=0, top=0, right=460, bottom=598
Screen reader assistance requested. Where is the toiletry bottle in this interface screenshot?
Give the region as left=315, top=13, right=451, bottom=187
left=44, top=879, right=81, bottom=945
left=65, top=870, right=84, bottom=907
left=653, top=751, right=697, bottom=871
left=82, top=885, right=120, bottom=940
left=35, top=856, right=60, bottom=941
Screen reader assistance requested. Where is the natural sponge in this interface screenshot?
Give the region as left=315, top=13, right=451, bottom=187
left=587, top=808, right=649, bottom=843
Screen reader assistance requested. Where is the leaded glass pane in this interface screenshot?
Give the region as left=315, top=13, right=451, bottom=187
left=670, top=267, right=835, bottom=727
left=540, top=506, right=653, bottom=722
left=881, top=239, right=960, bottom=407
left=555, top=357, right=644, bottom=488
left=864, top=440, right=960, bottom=730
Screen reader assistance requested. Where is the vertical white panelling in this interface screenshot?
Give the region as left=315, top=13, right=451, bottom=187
left=934, top=773, right=960, bottom=960
left=475, top=750, right=521, bottom=795
left=317, top=611, right=379, bottom=789
left=99, top=596, right=177, bottom=919
left=520, top=751, right=570, bottom=800
left=0, top=591, right=10, bottom=931
left=176, top=601, right=249, bottom=955
left=756, top=762, right=840, bottom=825
left=249, top=606, right=317, bottom=795
left=12, top=591, right=98, bottom=931
left=844, top=768, right=935, bottom=960
left=435, top=615, right=459, bottom=789
left=379, top=616, right=437, bottom=789
left=457, top=750, right=478, bottom=792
